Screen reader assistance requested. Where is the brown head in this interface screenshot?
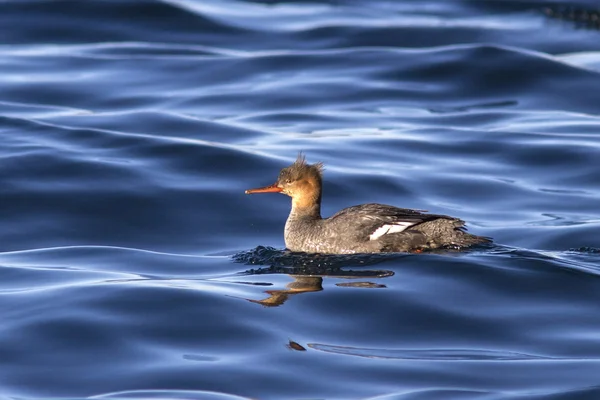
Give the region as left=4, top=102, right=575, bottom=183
left=245, top=154, right=324, bottom=213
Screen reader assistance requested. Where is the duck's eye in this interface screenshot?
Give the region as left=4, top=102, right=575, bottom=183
left=286, top=179, right=292, bottom=184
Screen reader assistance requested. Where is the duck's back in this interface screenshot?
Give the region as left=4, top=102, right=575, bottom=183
left=307, top=203, right=489, bottom=253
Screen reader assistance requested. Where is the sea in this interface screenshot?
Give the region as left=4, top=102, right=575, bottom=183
left=1, top=1, right=600, bottom=399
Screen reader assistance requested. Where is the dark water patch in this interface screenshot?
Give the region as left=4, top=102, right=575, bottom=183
left=570, top=246, right=600, bottom=253
left=0, top=0, right=251, bottom=45
left=428, top=100, right=519, bottom=114
left=543, top=5, right=600, bottom=30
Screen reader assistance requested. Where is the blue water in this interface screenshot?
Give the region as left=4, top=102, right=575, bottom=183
left=1, top=1, right=600, bottom=399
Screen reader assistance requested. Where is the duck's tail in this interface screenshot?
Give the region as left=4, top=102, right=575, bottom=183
left=411, top=217, right=491, bottom=250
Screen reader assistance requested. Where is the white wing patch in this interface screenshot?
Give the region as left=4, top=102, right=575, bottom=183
left=369, top=222, right=415, bottom=241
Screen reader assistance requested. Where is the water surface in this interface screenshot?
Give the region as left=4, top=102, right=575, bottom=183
left=1, top=1, right=600, bottom=399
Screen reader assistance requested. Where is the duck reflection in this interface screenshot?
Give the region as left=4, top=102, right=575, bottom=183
left=247, top=274, right=392, bottom=307
left=233, top=246, right=396, bottom=307
left=247, top=275, right=324, bottom=307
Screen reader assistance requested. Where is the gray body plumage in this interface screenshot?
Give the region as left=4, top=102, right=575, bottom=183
left=284, top=202, right=489, bottom=254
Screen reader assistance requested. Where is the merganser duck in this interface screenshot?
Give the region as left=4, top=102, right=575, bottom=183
left=245, top=155, right=490, bottom=254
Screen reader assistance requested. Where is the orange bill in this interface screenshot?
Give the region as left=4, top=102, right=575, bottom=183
left=245, top=183, right=282, bottom=194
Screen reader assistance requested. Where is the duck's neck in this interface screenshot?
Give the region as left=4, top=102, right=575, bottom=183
left=285, top=193, right=322, bottom=252
left=290, top=198, right=322, bottom=220
left=290, top=178, right=322, bottom=214
left=289, top=179, right=323, bottom=220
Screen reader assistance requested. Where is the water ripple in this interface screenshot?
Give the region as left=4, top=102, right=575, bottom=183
left=1, top=1, right=600, bottom=399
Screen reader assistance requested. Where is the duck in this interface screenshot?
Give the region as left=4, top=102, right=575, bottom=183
left=245, top=155, right=490, bottom=254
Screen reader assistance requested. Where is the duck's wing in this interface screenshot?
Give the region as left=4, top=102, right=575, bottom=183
left=327, top=203, right=459, bottom=241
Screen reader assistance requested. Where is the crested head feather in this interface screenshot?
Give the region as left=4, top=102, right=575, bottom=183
left=292, top=153, right=324, bottom=179
left=279, top=153, right=324, bottom=183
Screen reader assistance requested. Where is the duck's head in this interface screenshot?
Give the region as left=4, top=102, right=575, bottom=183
left=245, top=154, right=324, bottom=208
